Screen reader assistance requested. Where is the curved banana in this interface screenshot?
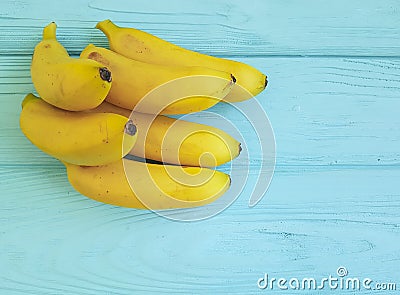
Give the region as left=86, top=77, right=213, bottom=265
left=96, top=19, right=267, bottom=103
left=90, top=101, right=241, bottom=167
left=80, top=44, right=235, bottom=115
left=31, top=22, right=112, bottom=111
left=64, top=158, right=230, bottom=209
left=20, top=94, right=137, bottom=166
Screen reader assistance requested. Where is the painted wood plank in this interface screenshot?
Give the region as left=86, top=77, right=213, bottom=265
left=2, top=57, right=399, bottom=167
left=0, top=2, right=399, bottom=294
left=1, top=165, right=399, bottom=294
left=0, top=0, right=399, bottom=57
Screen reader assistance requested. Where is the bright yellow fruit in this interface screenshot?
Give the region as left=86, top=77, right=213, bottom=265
left=31, top=22, right=112, bottom=111
left=80, top=44, right=235, bottom=115
left=96, top=19, right=267, bottom=102
left=90, top=101, right=241, bottom=167
left=20, top=94, right=137, bottom=166
left=64, top=158, right=231, bottom=209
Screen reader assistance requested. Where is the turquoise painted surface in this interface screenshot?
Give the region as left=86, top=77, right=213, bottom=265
left=1, top=0, right=400, bottom=294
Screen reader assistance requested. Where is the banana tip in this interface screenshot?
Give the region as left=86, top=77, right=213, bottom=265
left=264, top=75, right=268, bottom=88
left=42, top=22, right=57, bottom=40
left=21, top=93, right=37, bottom=109
left=99, top=67, right=112, bottom=82
left=125, top=120, right=137, bottom=136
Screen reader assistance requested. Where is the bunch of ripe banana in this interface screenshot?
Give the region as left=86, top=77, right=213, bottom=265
left=20, top=20, right=267, bottom=210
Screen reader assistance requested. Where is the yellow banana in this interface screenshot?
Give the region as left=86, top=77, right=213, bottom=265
left=80, top=44, right=235, bottom=115
left=96, top=19, right=267, bottom=103
left=31, top=22, right=112, bottom=111
left=90, top=101, right=241, bottom=167
left=64, top=158, right=230, bottom=209
left=20, top=94, right=137, bottom=166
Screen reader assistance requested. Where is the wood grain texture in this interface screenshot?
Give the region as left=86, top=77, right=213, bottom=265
left=2, top=56, right=399, bottom=167
left=0, top=0, right=400, bottom=57
left=0, top=0, right=399, bottom=294
left=1, top=166, right=399, bottom=294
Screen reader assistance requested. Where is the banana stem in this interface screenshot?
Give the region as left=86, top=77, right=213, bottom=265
left=42, top=22, right=57, bottom=40
left=21, top=93, right=38, bottom=109
left=96, top=19, right=118, bottom=38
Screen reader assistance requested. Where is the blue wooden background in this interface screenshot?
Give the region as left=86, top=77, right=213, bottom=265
left=1, top=0, right=400, bottom=294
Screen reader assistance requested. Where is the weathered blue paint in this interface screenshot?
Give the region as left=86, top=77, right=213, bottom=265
left=0, top=1, right=399, bottom=294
